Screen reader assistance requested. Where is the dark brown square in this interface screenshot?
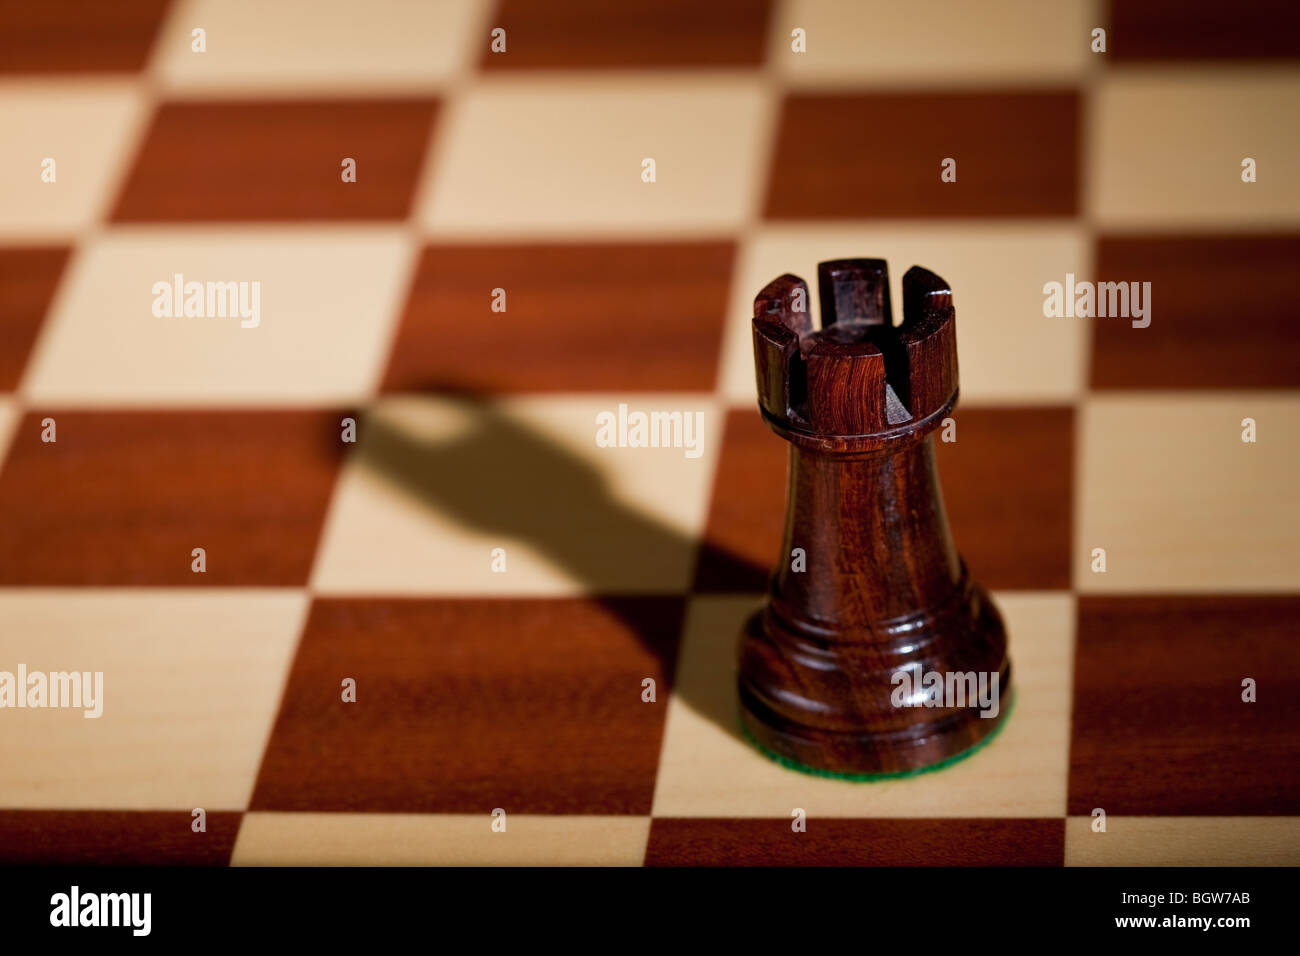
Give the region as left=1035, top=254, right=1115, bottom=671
left=112, top=99, right=437, bottom=222
left=936, top=406, right=1074, bottom=590
left=1069, top=596, right=1300, bottom=816
left=645, top=818, right=1064, bottom=866
left=1108, top=0, right=1300, bottom=60
left=382, top=242, right=733, bottom=393
left=1090, top=235, right=1300, bottom=390
left=696, top=406, right=1073, bottom=592
left=693, top=408, right=782, bottom=593
left=250, top=597, right=683, bottom=815
left=0, top=0, right=170, bottom=73
left=765, top=92, right=1079, bottom=219
left=0, top=247, right=69, bottom=391
left=0, top=811, right=241, bottom=866
left=482, top=0, right=773, bottom=69
left=0, top=410, right=347, bottom=585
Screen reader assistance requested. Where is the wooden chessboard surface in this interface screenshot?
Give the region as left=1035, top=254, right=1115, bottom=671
left=0, top=0, right=1298, bottom=866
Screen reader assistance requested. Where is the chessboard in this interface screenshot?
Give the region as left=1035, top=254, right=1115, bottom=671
left=0, top=0, right=1297, bottom=867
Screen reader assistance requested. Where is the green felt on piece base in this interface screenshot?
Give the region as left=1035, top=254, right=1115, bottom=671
left=740, top=691, right=1017, bottom=783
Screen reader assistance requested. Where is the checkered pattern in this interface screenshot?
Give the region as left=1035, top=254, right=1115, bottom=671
left=1, top=0, right=1298, bottom=866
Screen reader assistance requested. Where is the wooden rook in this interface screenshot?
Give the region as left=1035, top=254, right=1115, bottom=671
left=740, top=258, right=1012, bottom=776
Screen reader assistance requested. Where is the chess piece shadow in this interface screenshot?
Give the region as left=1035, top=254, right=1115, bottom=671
left=357, top=391, right=762, bottom=743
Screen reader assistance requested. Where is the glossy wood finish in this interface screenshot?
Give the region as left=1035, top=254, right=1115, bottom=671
left=1070, top=596, right=1300, bottom=815
left=0, top=410, right=347, bottom=585
left=697, top=405, right=1074, bottom=593
left=740, top=258, right=1011, bottom=775
left=252, top=597, right=681, bottom=815
left=0, top=246, right=69, bottom=390
left=0, top=811, right=240, bottom=866
left=1108, top=0, right=1300, bottom=60
left=936, top=407, right=1074, bottom=590
left=382, top=242, right=733, bottom=393
left=693, top=409, right=785, bottom=593
left=646, top=818, right=1063, bottom=867
left=1091, top=235, right=1300, bottom=389
left=764, top=93, right=1078, bottom=219
left=482, top=0, right=773, bottom=70
left=5, top=2, right=1297, bottom=869
left=113, top=99, right=437, bottom=221
left=0, top=0, right=170, bottom=74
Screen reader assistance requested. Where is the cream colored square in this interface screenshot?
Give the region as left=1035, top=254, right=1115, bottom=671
left=651, top=592, right=1074, bottom=817
left=1066, top=816, right=1300, bottom=866
left=1076, top=394, right=1300, bottom=592
left=420, top=76, right=773, bottom=237
left=772, top=0, right=1095, bottom=87
left=153, top=0, right=487, bottom=95
left=22, top=227, right=415, bottom=405
left=312, top=394, right=722, bottom=594
left=233, top=813, right=649, bottom=865
left=1091, top=68, right=1300, bottom=229
left=0, top=590, right=306, bottom=810
left=720, top=224, right=1090, bottom=406
left=0, top=81, right=148, bottom=240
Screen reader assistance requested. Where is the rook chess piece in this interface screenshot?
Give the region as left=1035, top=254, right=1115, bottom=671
left=739, top=258, right=1012, bottom=776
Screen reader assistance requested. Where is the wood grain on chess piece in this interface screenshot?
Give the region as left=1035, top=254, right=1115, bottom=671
left=740, top=258, right=1012, bottom=776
